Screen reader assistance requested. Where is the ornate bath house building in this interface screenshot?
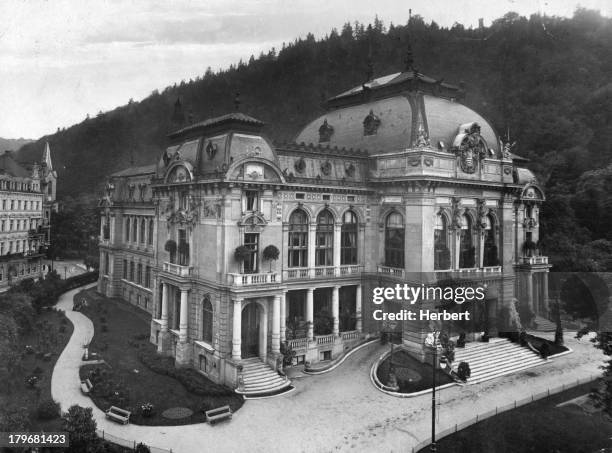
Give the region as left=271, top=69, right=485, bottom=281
left=98, top=68, right=549, bottom=394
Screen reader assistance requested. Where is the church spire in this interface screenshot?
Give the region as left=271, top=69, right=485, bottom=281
left=42, top=141, right=53, bottom=170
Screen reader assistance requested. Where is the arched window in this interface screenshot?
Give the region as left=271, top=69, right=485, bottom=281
left=125, top=218, right=130, bottom=241
left=483, top=214, right=499, bottom=266
left=459, top=214, right=475, bottom=268
left=202, top=296, right=213, bottom=343
left=385, top=212, right=404, bottom=268
left=148, top=219, right=154, bottom=245
left=315, top=210, right=334, bottom=266
left=341, top=210, right=358, bottom=265
left=140, top=218, right=146, bottom=244
left=288, top=209, right=308, bottom=267
left=434, top=213, right=450, bottom=270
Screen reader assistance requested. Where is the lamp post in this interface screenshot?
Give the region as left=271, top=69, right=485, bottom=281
left=425, top=331, right=439, bottom=452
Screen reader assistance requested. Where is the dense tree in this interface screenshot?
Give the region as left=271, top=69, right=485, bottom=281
left=62, top=405, right=98, bottom=453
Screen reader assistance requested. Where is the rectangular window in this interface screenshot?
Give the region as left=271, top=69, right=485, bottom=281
left=288, top=230, right=307, bottom=267
left=130, top=261, right=135, bottom=281
left=104, top=253, right=110, bottom=275
left=145, top=265, right=151, bottom=288
left=295, top=193, right=305, bottom=200
left=137, top=263, right=143, bottom=285
left=341, top=229, right=357, bottom=265
left=244, top=191, right=259, bottom=212
left=243, top=233, right=259, bottom=273
left=123, top=259, right=128, bottom=279
left=178, top=229, right=189, bottom=266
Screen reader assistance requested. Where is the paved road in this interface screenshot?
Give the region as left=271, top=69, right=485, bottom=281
left=52, top=287, right=606, bottom=452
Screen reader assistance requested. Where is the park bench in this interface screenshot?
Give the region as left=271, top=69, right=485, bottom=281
left=105, top=406, right=131, bottom=424
left=205, top=405, right=232, bottom=425
left=80, top=378, right=93, bottom=395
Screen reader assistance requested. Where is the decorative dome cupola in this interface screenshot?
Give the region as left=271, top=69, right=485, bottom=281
left=295, top=67, right=502, bottom=158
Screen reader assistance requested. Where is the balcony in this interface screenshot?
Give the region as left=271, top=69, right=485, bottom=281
left=287, top=337, right=309, bottom=350
left=520, top=256, right=549, bottom=265
left=283, top=265, right=363, bottom=280
left=162, top=262, right=193, bottom=277
left=315, top=334, right=336, bottom=346
left=377, top=265, right=405, bottom=279
left=228, top=272, right=279, bottom=287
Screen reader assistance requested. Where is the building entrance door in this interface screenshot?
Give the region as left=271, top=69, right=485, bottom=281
left=241, top=303, right=259, bottom=358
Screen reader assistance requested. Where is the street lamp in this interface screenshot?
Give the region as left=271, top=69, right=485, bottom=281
left=425, top=330, right=440, bottom=452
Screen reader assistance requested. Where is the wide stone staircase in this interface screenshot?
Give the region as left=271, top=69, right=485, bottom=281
left=236, top=357, right=292, bottom=398
left=453, top=337, right=548, bottom=384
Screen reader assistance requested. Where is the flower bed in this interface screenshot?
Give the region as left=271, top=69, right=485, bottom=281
left=376, top=349, right=453, bottom=394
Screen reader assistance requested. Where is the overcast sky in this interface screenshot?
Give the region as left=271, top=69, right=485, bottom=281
left=1, top=0, right=610, bottom=139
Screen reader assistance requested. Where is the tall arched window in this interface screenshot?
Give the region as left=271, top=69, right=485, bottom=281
left=434, top=213, right=450, bottom=270
left=385, top=212, right=404, bottom=268
left=315, top=210, right=334, bottom=266
left=483, top=214, right=499, bottom=266
left=459, top=214, right=475, bottom=268
left=140, top=218, right=146, bottom=244
left=341, top=210, right=358, bottom=265
left=148, top=219, right=154, bottom=245
left=288, top=209, right=308, bottom=267
left=202, top=296, right=213, bottom=343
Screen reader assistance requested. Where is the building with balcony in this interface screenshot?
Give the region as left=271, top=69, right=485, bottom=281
left=0, top=143, right=56, bottom=290
left=97, top=67, right=549, bottom=392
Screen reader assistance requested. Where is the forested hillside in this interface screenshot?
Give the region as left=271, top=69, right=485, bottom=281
left=17, top=9, right=612, bottom=270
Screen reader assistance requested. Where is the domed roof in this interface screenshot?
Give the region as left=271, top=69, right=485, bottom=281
left=295, top=71, right=501, bottom=156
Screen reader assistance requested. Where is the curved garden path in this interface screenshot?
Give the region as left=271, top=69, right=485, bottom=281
left=52, top=286, right=607, bottom=453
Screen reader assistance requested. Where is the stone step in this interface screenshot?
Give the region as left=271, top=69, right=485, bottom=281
left=237, top=358, right=292, bottom=397
left=451, top=338, right=547, bottom=385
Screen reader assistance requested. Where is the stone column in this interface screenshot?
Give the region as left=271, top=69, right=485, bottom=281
left=332, top=286, right=340, bottom=336
left=306, top=288, right=314, bottom=341
left=232, top=298, right=242, bottom=360
left=333, top=224, right=341, bottom=273
left=479, top=230, right=485, bottom=268
left=160, top=282, right=168, bottom=331
left=542, top=272, right=550, bottom=316
left=356, top=284, right=362, bottom=333
left=179, top=289, right=188, bottom=343
left=308, top=223, right=316, bottom=276
left=272, top=295, right=281, bottom=354
left=526, top=272, right=534, bottom=313
left=280, top=292, right=287, bottom=342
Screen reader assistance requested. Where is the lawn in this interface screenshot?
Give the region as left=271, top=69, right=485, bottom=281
left=418, top=382, right=612, bottom=453
left=0, top=307, right=74, bottom=432
left=76, top=289, right=243, bottom=426
left=376, top=349, right=454, bottom=393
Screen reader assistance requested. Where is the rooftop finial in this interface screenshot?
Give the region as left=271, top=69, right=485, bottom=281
left=234, top=92, right=241, bottom=111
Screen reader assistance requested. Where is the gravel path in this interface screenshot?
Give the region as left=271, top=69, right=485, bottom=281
left=52, top=286, right=606, bottom=453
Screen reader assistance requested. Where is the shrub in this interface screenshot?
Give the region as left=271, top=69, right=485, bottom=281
left=140, top=403, right=154, bottom=418
left=539, top=341, right=551, bottom=359
left=457, top=362, right=471, bottom=381
left=37, top=400, right=60, bottom=420
left=137, top=349, right=234, bottom=396
left=135, top=443, right=151, bottom=453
